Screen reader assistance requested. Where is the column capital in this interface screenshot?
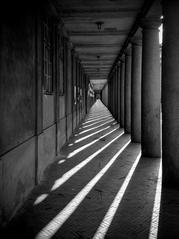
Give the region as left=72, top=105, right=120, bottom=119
left=119, top=55, right=125, bottom=63
left=140, top=17, right=161, bottom=30
left=131, top=36, right=142, bottom=46
left=124, top=44, right=132, bottom=56
left=114, top=65, right=118, bottom=70
left=116, top=61, right=121, bottom=67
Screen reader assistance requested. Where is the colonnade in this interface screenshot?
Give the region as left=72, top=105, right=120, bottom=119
left=106, top=0, right=179, bottom=185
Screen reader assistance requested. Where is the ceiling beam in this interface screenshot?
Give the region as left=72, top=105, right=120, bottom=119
left=79, top=53, right=117, bottom=57
left=62, top=8, right=140, bottom=19
left=88, top=74, right=108, bottom=77
left=81, top=59, right=113, bottom=63
left=91, top=80, right=106, bottom=82
left=83, top=66, right=112, bottom=69
left=80, top=56, right=116, bottom=60
left=85, top=70, right=110, bottom=72
left=89, top=78, right=108, bottom=80
left=84, top=62, right=111, bottom=64
left=74, top=43, right=121, bottom=48
left=76, top=47, right=120, bottom=52
left=85, top=65, right=110, bottom=68
left=84, top=66, right=111, bottom=69
left=68, top=30, right=128, bottom=36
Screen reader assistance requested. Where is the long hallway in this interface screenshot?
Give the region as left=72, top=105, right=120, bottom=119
left=4, top=100, right=163, bottom=239
left=2, top=1, right=179, bottom=238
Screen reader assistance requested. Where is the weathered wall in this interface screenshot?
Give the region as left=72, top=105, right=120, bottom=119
left=43, top=95, right=55, bottom=129
left=0, top=15, right=36, bottom=155
left=37, top=125, right=56, bottom=182
left=0, top=13, right=36, bottom=224
left=0, top=4, right=94, bottom=225
left=1, top=138, right=36, bottom=223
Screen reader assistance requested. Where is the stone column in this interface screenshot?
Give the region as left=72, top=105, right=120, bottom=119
left=124, top=46, right=132, bottom=133
left=115, top=66, right=118, bottom=120
left=111, top=79, right=113, bottom=114
left=141, top=19, right=161, bottom=157
left=112, top=75, right=114, bottom=116
left=113, top=72, right=116, bottom=118
left=131, top=38, right=142, bottom=143
left=120, top=57, right=125, bottom=128
left=117, top=63, right=121, bottom=123
left=162, top=0, right=179, bottom=184
left=108, top=80, right=111, bottom=112
left=113, top=72, right=116, bottom=117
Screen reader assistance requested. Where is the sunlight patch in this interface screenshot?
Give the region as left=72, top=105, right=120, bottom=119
left=75, top=126, right=110, bottom=143
left=50, top=132, right=124, bottom=192
left=67, top=127, right=120, bottom=159
left=148, top=159, right=162, bottom=239
left=34, top=194, right=48, bottom=206
left=36, top=140, right=131, bottom=239
left=93, top=152, right=141, bottom=239
left=58, top=159, right=66, bottom=164
left=79, top=119, right=114, bottom=135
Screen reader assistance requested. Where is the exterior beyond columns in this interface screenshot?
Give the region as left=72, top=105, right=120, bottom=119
left=162, top=0, right=179, bottom=185
left=124, top=46, right=132, bottom=133
left=131, top=39, right=142, bottom=143
left=120, top=57, right=125, bottom=128
left=141, top=19, right=161, bottom=157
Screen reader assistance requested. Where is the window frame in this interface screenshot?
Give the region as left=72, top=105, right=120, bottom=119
left=42, top=17, right=54, bottom=95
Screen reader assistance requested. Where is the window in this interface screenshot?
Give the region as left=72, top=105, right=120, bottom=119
left=43, top=18, right=53, bottom=94
left=63, top=38, right=68, bottom=95
left=72, top=52, right=77, bottom=104
left=58, top=33, right=64, bottom=95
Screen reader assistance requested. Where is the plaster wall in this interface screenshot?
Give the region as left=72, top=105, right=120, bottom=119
left=0, top=15, right=36, bottom=155
left=0, top=138, right=35, bottom=223
left=37, top=125, right=56, bottom=182
left=43, top=95, right=55, bottom=129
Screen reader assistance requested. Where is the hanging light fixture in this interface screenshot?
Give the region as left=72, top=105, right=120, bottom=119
left=95, top=21, right=104, bottom=31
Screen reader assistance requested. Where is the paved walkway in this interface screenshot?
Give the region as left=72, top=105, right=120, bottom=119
left=3, top=100, right=172, bottom=239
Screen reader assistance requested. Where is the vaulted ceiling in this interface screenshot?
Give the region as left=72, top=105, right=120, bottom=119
left=54, top=0, right=159, bottom=91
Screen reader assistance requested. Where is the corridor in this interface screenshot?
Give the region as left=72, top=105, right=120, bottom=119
left=2, top=0, right=179, bottom=238
left=4, top=100, right=163, bottom=239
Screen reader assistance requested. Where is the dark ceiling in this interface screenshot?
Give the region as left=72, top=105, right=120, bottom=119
left=54, top=0, right=160, bottom=91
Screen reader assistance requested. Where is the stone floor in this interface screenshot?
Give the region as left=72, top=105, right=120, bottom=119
left=3, top=100, right=179, bottom=239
